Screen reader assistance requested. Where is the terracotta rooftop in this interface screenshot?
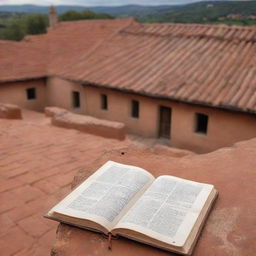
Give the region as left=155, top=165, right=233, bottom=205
left=52, top=131, right=256, bottom=256
left=0, top=110, right=136, bottom=255
left=45, top=18, right=136, bottom=75
left=1, top=109, right=193, bottom=255
left=0, top=40, right=47, bottom=82
left=0, top=111, right=256, bottom=255
left=0, top=18, right=135, bottom=83
left=1, top=20, right=256, bottom=114
left=59, top=23, right=256, bottom=114
left=124, top=23, right=256, bottom=41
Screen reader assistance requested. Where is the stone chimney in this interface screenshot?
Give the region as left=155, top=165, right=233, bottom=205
left=49, top=5, right=57, bottom=28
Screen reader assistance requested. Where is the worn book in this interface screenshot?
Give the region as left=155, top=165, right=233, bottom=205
left=45, top=161, right=218, bottom=255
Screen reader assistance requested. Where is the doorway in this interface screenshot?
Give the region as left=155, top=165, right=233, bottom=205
left=159, top=106, right=172, bottom=139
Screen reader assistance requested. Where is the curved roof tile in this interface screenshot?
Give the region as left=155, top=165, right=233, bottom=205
left=1, top=20, right=256, bottom=114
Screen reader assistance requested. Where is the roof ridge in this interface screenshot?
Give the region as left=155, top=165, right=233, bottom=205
left=121, top=24, right=256, bottom=43
left=144, top=22, right=256, bottom=30
left=120, top=31, right=256, bottom=44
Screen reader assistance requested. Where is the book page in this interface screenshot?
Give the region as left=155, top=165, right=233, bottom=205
left=115, top=175, right=213, bottom=246
left=49, top=161, right=154, bottom=231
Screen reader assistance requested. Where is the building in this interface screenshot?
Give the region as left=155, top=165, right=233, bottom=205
left=1, top=7, right=256, bottom=153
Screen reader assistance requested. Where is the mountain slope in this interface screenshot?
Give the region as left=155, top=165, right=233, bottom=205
left=145, top=1, right=256, bottom=24
left=0, top=4, right=176, bottom=18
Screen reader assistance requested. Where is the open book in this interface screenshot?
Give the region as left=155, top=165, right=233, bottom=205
left=45, top=161, right=218, bottom=255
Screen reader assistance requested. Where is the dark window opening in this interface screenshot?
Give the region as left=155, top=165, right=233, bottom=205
left=159, top=106, right=171, bottom=139
left=26, top=88, right=36, bottom=100
left=101, top=94, right=108, bottom=110
left=72, top=91, right=80, bottom=108
left=131, top=100, right=139, bottom=118
left=195, top=113, right=208, bottom=134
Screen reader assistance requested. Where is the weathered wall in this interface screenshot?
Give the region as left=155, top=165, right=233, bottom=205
left=85, top=85, right=256, bottom=153
left=171, top=103, right=256, bottom=153
left=0, top=79, right=46, bottom=111
left=46, top=77, right=85, bottom=114
left=84, top=85, right=157, bottom=137
left=47, top=77, right=256, bottom=153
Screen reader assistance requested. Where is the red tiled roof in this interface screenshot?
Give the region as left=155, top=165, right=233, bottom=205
left=0, top=18, right=135, bottom=83
left=59, top=23, right=256, bottom=114
left=43, top=18, right=136, bottom=75
left=0, top=40, right=47, bottom=82
left=1, top=20, right=256, bottom=114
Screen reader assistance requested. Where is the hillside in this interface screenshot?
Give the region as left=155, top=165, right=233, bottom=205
left=144, top=1, right=256, bottom=25
left=0, top=4, right=176, bottom=19
left=1, top=1, right=256, bottom=25
left=1, top=0, right=256, bottom=40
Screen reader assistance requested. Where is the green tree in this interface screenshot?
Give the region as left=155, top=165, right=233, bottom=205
left=59, top=9, right=114, bottom=22
left=25, top=14, right=48, bottom=35
left=2, top=19, right=25, bottom=41
left=0, top=9, right=114, bottom=41
left=0, top=13, right=48, bottom=41
left=81, top=10, right=96, bottom=19
left=58, top=10, right=83, bottom=21
left=96, top=13, right=114, bottom=19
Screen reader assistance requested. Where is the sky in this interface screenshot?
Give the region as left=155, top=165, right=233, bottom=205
left=0, top=0, right=218, bottom=6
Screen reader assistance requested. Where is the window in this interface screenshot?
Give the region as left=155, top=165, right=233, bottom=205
left=195, top=113, right=208, bottom=134
left=26, top=88, right=36, bottom=100
left=131, top=100, right=139, bottom=118
left=101, top=94, right=108, bottom=110
left=72, top=91, right=80, bottom=108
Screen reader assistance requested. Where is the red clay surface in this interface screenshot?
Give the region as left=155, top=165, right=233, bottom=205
left=53, top=134, right=256, bottom=256
left=2, top=110, right=255, bottom=256
left=0, top=110, right=135, bottom=256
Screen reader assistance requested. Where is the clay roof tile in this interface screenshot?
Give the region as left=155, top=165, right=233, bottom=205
left=58, top=23, right=256, bottom=114
left=1, top=21, right=256, bottom=114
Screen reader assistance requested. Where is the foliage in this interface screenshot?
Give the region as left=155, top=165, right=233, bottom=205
left=1, top=1, right=256, bottom=41
left=0, top=13, right=48, bottom=41
left=1, top=19, right=25, bottom=41
left=0, top=9, right=113, bottom=41
left=0, top=4, right=176, bottom=17
left=58, top=10, right=114, bottom=22
left=25, top=14, right=48, bottom=35
left=142, top=1, right=256, bottom=26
